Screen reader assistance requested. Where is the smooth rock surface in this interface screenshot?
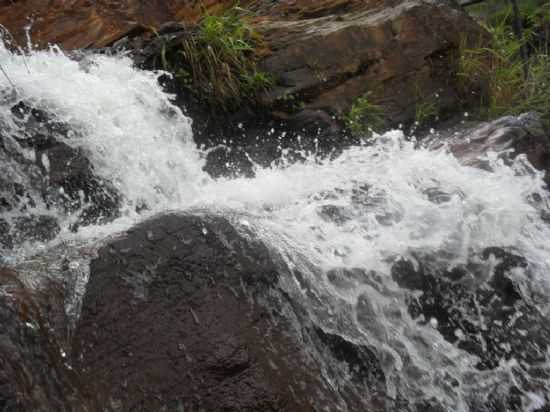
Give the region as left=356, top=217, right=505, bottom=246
left=0, top=267, right=88, bottom=412
left=72, top=213, right=387, bottom=411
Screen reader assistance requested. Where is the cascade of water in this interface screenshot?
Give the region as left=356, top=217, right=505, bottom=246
left=2, top=41, right=550, bottom=411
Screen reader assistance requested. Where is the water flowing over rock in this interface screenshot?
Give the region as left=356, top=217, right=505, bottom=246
left=2, top=37, right=550, bottom=412
left=391, top=250, right=550, bottom=410
left=0, top=102, right=120, bottom=252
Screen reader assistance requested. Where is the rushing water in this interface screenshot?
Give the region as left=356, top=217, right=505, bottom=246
left=2, top=42, right=550, bottom=411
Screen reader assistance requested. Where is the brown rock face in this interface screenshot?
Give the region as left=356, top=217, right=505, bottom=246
left=1, top=0, right=485, bottom=133
left=257, top=0, right=484, bottom=127
left=0, top=0, right=235, bottom=49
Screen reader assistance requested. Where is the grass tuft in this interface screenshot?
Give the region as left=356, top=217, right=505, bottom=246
left=161, top=6, right=272, bottom=111
left=344, top=93, right=384, bottom=137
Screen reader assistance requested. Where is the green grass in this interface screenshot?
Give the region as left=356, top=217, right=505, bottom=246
left=414, top=82, right=439, bottom=125
left=459, top=2, right=550, bottom=126
left=466, top=0, right=548, bottom=22
left=415, top=99, right=439, bottom=125
left=161, top=6, right=272, bottom=111
left=344, top=93, right=384, bottom=137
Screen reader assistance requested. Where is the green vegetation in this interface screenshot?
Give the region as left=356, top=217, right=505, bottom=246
left=467, top=0, right=548, bottom=26
left=414, top=82, right=439, bottom=125
left=344, top=93, right=384, bottom=137
left=459, top=1, right=550, bottom=126
left=415, top=98, right=439, bottom=125
left=161, top=6, right=272, bottom=111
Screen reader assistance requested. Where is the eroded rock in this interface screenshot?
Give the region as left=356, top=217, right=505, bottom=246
left=257, top=0, right=483, bottom=127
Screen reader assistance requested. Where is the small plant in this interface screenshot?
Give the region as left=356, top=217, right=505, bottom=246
left=415, top=98, right=439, bottom=125
left=344, top=93, right=384, bottom=137
left=413, top=82, right=439, bottom=125
left=516, top=53, right=550, bottom=126
left=161, top=6, right=272, bottom=111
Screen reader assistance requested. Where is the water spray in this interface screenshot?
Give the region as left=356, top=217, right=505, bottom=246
left=0, top=62, right=15, bottom=88
left=1, top=24, right=31, bottom=75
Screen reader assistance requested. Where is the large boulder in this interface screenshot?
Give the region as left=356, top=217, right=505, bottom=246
left=72, top=213, right=387, bottom=411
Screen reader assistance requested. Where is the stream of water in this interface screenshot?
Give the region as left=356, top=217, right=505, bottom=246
left=1, top=41, right=550, bottom=411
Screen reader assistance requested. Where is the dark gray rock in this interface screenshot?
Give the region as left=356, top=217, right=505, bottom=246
left=0, top=102, right=120, bottom=250
left=391, top=248, right=550, bottom=411
left=72, top=213, right=387, bottom=412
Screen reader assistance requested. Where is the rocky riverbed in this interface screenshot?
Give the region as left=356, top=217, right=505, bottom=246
left=1, top=1, right=550, bottom=411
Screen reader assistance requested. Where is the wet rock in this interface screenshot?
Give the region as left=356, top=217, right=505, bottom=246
left=0, top=102, right=120, bottom=249
left=425, top=112, right=550, bottom=182
left=391, top=248, right=550, bottom=369
left=257, top=0, right=484, bottom=129
left=0, top=219, right=12, bottom=249
left=72, top=213, right=386, bottom=411
left=204, top=145, right=261, bottom=179
left=318, top=204, right=352, bottom=225
left=0, top=267, right=89, bottom=412
left=11, top=215, right=60, bottom=244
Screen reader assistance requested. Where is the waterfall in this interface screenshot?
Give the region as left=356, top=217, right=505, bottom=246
left=2, top=41, right=550, bottom=411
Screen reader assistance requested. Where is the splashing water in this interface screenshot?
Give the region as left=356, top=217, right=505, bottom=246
left=2, top=42, right=550, bottom=411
